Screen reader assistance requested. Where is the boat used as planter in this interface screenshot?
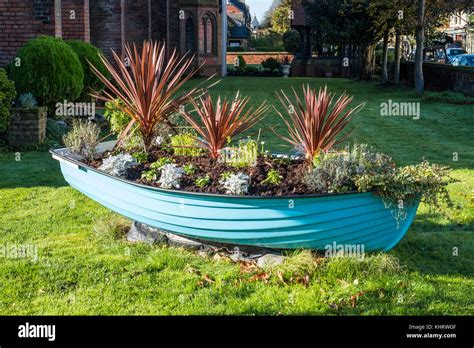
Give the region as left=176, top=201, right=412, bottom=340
left=50, top=143, right=420, bottom=252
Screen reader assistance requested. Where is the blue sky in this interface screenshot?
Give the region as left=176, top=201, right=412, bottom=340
left=245, top=0, right=273, bottom=22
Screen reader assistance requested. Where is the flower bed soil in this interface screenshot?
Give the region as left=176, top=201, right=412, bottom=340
left=90, top=147, right=311, bottom=196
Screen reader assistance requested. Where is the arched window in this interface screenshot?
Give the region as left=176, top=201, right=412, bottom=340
left=185, top=18, right=196, bottom=53
left=200, top=14, right=215, bottom=55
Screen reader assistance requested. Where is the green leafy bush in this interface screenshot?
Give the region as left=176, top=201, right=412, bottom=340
left=63, top=120, right=100, bottom=161
left=223, top=139, right=258, bottom=168
left=103, top=99, right=130, bottom=135
left=170, top=132, right=203, bottom=157
left=0, top=68, right=16, bottom=133
left=282, top=30, right=302, bottom=54
left=261, top=57, right=282, bottom=73
left=235, top=55, right=247, bottom=74
left=66, top=40, right=110, bottom=101
left=355, top=160, right=456, bottom=208
left=46, top=119, right=68, bottom=147
left=9, top=36, right=84, bottom=108
left=305, top=144, right=455, bottom=209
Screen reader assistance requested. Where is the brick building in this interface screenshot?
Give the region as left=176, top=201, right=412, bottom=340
left=0, top=0, right=222, bottom=76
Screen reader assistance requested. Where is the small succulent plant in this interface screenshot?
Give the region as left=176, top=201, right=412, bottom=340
left=18, top=93, right=38, bottom=108
left=158, top=164, right=184, bottom=189
left=261, top=169, right=283, bottom=186
left=99, top=153, right=137, bottom=178
left=195, top=175, right=211, bottom=188
left=219, top=172, right=249, bottom=195
left=132, top=152, right=148, bottom=163
left=183, top=164, right=196, bottom=175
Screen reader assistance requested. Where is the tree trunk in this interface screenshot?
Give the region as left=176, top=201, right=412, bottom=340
left=381, top=30, right=390, bottom=84
left=393, top=32, right=401, bottom=84
left=360, top=43, right=376, bottom=80
left=414, top=0, right=425, bottom=94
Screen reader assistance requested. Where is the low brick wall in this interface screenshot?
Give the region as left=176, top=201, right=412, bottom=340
left=401, top=62, right=474, bottom=95
left=8, top=107, right=47, bottom=146
left=226, top=52, right=293, bottom=65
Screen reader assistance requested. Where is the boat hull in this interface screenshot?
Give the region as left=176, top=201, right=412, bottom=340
left=51, top=149, right=419, bottom=251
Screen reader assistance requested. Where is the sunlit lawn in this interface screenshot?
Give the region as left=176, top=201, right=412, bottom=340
left=0, top=78, right=472, bottom=315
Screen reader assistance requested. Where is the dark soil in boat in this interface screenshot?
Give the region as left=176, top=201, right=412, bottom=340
left=89, top=147, right=312, bottom=196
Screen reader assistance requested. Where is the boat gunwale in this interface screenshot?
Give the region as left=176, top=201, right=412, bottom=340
left=50, top=147, right=371, bottom=200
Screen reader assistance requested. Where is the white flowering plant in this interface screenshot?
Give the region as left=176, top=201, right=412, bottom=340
left=219, top=172, right=250, bottom=195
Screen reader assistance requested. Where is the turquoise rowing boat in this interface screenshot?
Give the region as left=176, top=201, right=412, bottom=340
left=51, top=146, right=419, bottom=251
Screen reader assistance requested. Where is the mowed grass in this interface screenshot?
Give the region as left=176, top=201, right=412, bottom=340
left=0, top=78, right=473, bottom=315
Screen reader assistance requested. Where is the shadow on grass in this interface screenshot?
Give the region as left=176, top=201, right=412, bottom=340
left=391, top=229, right=474, bottom=277
left=0, top=150, right=67, bottom=189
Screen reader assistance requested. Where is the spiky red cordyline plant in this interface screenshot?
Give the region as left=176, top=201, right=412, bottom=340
left=178, top=92, right=269, bottom=159
left=275, top=85, right=364, bottom=162
left=89, top=41, right=203, bottom=151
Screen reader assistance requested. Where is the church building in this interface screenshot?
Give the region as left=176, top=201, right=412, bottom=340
left=0, top=0, right=223, bottom=76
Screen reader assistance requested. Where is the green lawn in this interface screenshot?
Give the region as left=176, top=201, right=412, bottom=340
left=0, top=78, right=473, bottom=315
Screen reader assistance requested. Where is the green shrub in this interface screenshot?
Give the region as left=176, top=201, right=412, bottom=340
left=0, top=68, right=16, bottom=133
left=63, top=120, right=100, bottom=161
left=305, top=144, right=396, bottom=194
left=170, top=132, right=203, bottom=157
left=66, top=40, right=110, bottom=101
left=227, top=46, right=245, bottom=52
left=305, top=144, right=456, bottom=210
left=245, top=66, right=260, bottom=73
left=261, top=57, right=282, bottom=73
left=18, top=93, right=38, bottom=108
left=46, top=119, right=68, bottom=147
left=282, top=29, right=302, bottom=54
left=235, top=55, right=247, bottom=74
left=9, top=36, right=83, bottom=109
left=103, top=99, right=131, bottom=135
left=224, top=139, right=258, bottom=168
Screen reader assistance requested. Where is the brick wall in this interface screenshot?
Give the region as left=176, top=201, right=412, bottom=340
left=401, top=62, right=474, bottom=95
left=226, top=52, right=293, bottom=65
left=0, top=0, right=55, bottom=66
left=8, top=107, right=48, bottom=146
left=89, top=0, right=122, bottom=62
left=61, top=0, right=89, bottom=41
left=124, top=0, right=149, bottom=47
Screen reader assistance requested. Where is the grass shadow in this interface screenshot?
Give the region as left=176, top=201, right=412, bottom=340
left=0, top=150, right=67, bottom=189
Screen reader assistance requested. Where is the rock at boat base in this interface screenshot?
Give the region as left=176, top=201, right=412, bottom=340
left=127, top=221, right=285, bottom=264
left=127, top=221, right=167, bottom=244
left=257, top=254, right=285, bottom=269
left=166, top=233, right=203, bottom=250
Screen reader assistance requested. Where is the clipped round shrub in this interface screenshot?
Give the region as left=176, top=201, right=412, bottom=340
left=0, top=68, right=16, bottom=133
left=261, top=57, right=282, bottom=73
left=283, top=30, right=302, bottom=54
left=67, top=40, right=110, bottom=101
left=9, top=36, right=84, bottom=108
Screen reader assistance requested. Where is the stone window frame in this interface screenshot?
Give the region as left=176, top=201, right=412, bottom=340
left=200, top=12, right=217, bottom=56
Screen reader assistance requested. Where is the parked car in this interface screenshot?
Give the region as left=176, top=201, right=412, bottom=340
left=446, top=47, right=467, bottom=63
left=451, top=54, right=474, bottom=67
left=408, top=46, right=447, bottom=63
